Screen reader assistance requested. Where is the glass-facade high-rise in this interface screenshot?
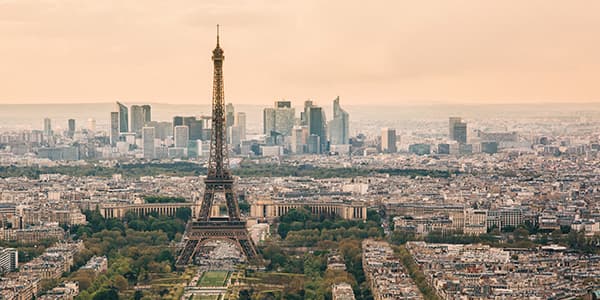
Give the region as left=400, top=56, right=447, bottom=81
left=110, top=112, right=119, bottom=145
left=449, top=117, right=467, bottom=144
left=116, top=101, right=129, bottom=133
left=307, top=105, right=327, bottom=153
left=226, top=103, right=235, bottom=128
left=141, top=105, right=152, bottom=124
left=381, top=127, right=397, bottom=153
left=328, top=96, right=349, bottom=145
left=130, top=105, right=144, bottom=134
left=174, top=125, right=190, bottom=148
left=67, top=119, right=75, bottom=138
left=173, top=116, right=203, bottom=141
left=43, top=118, right=52, bottom=136
left=263, top=100, right=295, bottom=137
left=142, top=126, right=156, bottom=159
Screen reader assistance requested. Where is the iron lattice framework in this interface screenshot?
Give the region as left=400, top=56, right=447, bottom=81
left=177, top=26, right=258, bottom=267
left=198, top=26, right=240, bottom=221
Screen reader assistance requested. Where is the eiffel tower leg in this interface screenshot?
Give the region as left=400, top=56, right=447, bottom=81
left=200, top=189, right=214, bottom=221
left=224, top=185, right=240, bottom=221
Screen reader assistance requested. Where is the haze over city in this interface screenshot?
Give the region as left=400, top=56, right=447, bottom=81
left=2, top=0, right=600, bottom=105
left=4, top=2, right=600, bottom=300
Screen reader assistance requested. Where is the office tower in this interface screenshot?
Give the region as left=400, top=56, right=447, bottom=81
left=328, top=96, right=349, bottom=145
left=67, top=119, right=75, bottom=138
left=43, top=118, right=52, bottom=136
left=234, top=112, right=246, bottom=141
left=142, top=127, right=156, bottom=159
left=116, top=101, right=129, bottom=133
left=87, top=118, right=96, bottom=133
left=230, top=112, right=246, bottom=146
left=301, top=100, right=313, bottom=126
left=307, top=134, right=321, bottom=154
left=449, top=117, right=461, bottom=140
left=141, top=105, right=152, bottom=124
left=226, top=103, right=235, bottom=128
left=187, top=118, right=203, bottom=140
left=146, top=121, right=172, bottom=140
left=381, top=128, right=397, bottom=153
left=173, top=116, right=183, bottom=127
left=109, top=112, right=119, bottom=145
left=263, top=100, right=295, bottom=137
left=174, top=125, right=189, bottom=148
left=173, top=116, right=203, bottom=140
left=263, top=108, right=276, bottom=136
left=291, top=126, right=307, bottom=154
left=130, top=105, right=144, bottom=134
left=307, top=105, right=327, bottom=153
left=449, top=117, right=468, bottom=144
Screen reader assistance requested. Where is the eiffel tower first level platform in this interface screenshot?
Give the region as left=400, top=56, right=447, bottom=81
left=175, top=220, right=258, bottom=267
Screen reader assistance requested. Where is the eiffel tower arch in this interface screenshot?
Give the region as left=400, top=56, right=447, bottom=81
left=176, top=26, right=258, bottom=268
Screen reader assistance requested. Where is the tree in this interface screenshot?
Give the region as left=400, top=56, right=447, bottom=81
left=175, top=207, right=192, bottom=222
left=514, top=227, right=530, bottom=241
left=112, top=275, right=128, bottom=291
left=133, top=291, right=143, bottom=300
left=92, top=288, right=119, bottom=300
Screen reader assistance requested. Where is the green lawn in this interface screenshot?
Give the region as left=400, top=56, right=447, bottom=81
left=197, top=271, right=230, bottom=287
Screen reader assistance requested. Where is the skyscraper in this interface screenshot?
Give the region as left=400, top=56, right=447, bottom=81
left=381, top=128, right=397, bottom=153
left=110, top=112, right=119, bottom=145
left=307, top=105, right=327, bottom=153
left=263, top=100, right=295, bottom=137
left=226, top=103, right=235, bottom=128
left=130, top=105, right=144, bottom=134
left=67, top=119, right=75, bottom=138
left=328, top=96, right=349, bottom=145
left=116, top=101, right=129, bottom=133
left=291, top=126, right=307, bottom=154
left=234, top=112, right=246, bottom=141
left=174, top=116, right=203, bottom=140
left=141, top=105, right=152, bottom=124
left=43, top=118, right=52, bottom=136
left=449, top=117, right=467, bottom=144
left=229, top=112, right=247, bottom=147
left=301, top=100, right=313, bottom=126
left=174, top=125, right=190, bottom=148
left=142, top=126, right=156, bottom=159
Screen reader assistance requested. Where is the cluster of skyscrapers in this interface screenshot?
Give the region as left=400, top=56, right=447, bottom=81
left=107, top=101, right=250, bottom=160
left=263, top=96, right=350, bottom=154
left=109, top=102, right=151, bottom=145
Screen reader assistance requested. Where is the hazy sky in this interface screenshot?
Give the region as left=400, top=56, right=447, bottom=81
left=1, top=0, right=599, bottom=105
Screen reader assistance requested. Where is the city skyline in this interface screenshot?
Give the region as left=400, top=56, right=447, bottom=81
left=4, top=3, right=600, bottom=299
left=2, top=1, right=600, bottom=105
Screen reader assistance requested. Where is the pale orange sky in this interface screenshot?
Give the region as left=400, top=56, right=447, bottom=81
left=1, top=0, right=599, bottom=105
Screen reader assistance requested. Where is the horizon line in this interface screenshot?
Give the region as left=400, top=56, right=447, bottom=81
left=1, top=100, right=600, bottom=106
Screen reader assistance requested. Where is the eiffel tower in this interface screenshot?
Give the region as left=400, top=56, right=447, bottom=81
left=176, top=26, right=258, bottom=267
